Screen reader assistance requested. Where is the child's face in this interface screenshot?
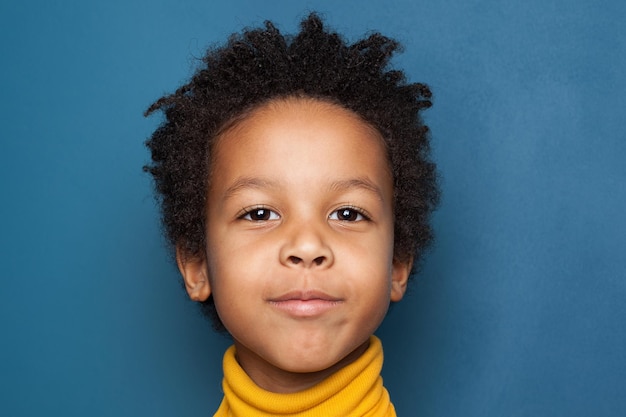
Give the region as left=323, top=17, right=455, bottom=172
left=179, top=98, right=410, bottom=391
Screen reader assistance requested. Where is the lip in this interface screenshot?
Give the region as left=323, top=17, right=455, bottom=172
left=268, top=290, right=342, bottom=318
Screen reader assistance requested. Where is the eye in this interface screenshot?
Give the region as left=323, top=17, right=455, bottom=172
left=329, top=207, right=367, bottom=222
left=241, top=207, right=280, bottom=221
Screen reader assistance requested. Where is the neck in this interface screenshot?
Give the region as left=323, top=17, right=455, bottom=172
left=234, top=339, right=370, bottom=393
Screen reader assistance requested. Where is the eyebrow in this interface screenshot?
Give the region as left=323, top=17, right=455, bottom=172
left=222, top=177, right=280, bottom=200
left=221, top=176, right=385, bottom=201
left=328, top=178, right=385, bottom=202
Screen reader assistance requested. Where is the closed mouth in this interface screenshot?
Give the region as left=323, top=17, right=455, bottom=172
left=268, top=290, right=343, bottom=317
left=269, top=290, right=342, bottom=303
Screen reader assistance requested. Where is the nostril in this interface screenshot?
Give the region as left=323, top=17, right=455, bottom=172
left=288, top=256, right=302, bottom=265
left=287, top=255, right=326, bottom=266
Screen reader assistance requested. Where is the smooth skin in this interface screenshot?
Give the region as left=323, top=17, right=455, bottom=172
left=178, top=97, right=411, bottom=393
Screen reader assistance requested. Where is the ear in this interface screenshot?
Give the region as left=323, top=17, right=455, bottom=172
left=390, top=257, right=412, bottom=302
left=176, top=245, right=211, bottom=302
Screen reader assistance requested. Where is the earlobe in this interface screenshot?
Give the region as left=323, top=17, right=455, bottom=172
left=390, top=257, right=412, bottom=302
left=176, top=246, right=211, bottom=302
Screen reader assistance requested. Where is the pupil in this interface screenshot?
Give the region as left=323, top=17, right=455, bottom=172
left=253, top=209, right=267, bottom=220
left=340, top=209, right=354, bottom=220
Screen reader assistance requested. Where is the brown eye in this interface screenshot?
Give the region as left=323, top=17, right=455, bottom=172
left=330, top=208, right=365, bottom=222
left=243, top=208, right=279, bottom=221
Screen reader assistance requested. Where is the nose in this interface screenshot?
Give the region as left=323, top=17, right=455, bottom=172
left=279, top=220, right=334, bottom=269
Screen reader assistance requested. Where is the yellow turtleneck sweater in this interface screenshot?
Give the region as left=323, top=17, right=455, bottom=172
left=213, top=336, right=396, bottom=417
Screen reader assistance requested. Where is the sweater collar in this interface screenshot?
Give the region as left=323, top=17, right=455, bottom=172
left=214, top=336, right=396, bottom=416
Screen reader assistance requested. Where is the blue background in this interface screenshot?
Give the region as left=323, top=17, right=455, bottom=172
left=1, top=0, right=625, bottom=416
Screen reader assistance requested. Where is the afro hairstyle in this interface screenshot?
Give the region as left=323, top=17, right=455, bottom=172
left=144, top=13, right=439, bottom=331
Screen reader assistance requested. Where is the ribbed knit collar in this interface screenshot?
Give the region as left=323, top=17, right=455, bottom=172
left=213, top=336, right=396, bottom=416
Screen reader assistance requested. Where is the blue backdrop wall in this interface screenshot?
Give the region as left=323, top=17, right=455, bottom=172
left=1, top=1, right=625, bottom=416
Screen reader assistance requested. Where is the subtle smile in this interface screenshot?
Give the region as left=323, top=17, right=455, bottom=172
left=268, top=291, right=343, bottom=318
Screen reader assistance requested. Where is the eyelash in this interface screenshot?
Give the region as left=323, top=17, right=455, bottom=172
left=238, top=206, right=370, bottom=222
left=240, top=207, right=280, bottom=221
left=328, top=206, right=370, bottom=222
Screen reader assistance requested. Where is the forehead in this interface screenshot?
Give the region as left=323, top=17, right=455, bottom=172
left=211, top=97, right=390, bottom=172
left=207, top=96, right=395, bottom=218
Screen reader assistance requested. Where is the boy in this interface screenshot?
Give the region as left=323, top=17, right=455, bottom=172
left=145, top=13, right=438, bottom=416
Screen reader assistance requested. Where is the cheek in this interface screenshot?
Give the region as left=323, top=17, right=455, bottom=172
left=342, top=237, right=394, bottom=291
left=353, top=227, right=395, bottom=268
left=205, top=242, right=268, bottom=305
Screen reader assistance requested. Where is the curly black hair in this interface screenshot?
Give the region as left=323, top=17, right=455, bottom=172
left=144, top=13, right=439, bottom=331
